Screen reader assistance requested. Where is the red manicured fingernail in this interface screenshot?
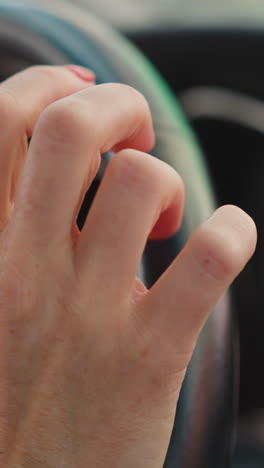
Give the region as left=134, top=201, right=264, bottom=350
left=64, top=65, right=96, bottom=82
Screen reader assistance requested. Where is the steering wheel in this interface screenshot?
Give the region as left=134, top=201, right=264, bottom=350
left=0, top=2, right=236, bottom=467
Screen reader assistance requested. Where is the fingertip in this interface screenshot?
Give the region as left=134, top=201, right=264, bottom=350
left=206, top=204, right=257, bottom=256
left=197, top=204, right=257, bottom=281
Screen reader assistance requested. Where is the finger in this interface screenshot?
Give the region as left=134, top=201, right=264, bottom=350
left=133, top=205, right=257, bottom=370
left=13, top=84, right=155, bottom=251
left=0, top=65, right=95, bottom=229
left=75, top=149, right=184, bottom=297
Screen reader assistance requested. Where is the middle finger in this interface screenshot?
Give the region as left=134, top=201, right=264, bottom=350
left=13, top=83, right=154, bottom=253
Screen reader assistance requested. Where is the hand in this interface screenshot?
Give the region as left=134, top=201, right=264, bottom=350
left=0, top=66, right=256, bottom=467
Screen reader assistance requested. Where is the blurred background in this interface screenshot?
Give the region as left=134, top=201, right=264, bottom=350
left=26, top=0, right=264, bottom=31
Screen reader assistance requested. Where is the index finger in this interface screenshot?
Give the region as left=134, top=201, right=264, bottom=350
left=0, top=65, right=95, bottom=137
left=0, top=65, right=95, bottom=228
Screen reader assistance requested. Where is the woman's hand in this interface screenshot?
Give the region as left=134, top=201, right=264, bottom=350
left=0, top=66, right=256, bottom=467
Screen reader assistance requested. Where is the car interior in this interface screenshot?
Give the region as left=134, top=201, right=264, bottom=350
left=0, top=1, right=263, bottom=467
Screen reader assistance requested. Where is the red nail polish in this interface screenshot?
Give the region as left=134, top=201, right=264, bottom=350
left=65, top=65, right=96, bottom=82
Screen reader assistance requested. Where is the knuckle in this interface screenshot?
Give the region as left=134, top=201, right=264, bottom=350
left=157, top=163, right=184, bottom=200
left=107, top=83, right=150, bottom=119
left=193, top=228, right=239, bottom=281
left=112, top=149, right=148, bottom=187
left=124, top=85, right=150, bottom=117
left=38, top=99, right=90, bottom=145
left=112, top=149, right=183, bottom=197
left=111, top=150, right=159, bottom=199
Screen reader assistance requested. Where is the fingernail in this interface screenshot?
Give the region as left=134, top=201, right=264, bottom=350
left=64, top=65, right=96, bottom=82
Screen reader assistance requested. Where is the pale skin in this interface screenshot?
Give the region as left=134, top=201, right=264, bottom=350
left=0, top=65, right=257, bottom=467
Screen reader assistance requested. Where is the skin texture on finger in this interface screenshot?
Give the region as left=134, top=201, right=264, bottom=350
left=0, top=65, right=95, bottom=230
left=130, top=205, right=257, bottom=375
left=11, top=84, right=155, bottom=254
left=75, top=149, right=184, bottom=300
left=0, top=65, right=95, bottom=137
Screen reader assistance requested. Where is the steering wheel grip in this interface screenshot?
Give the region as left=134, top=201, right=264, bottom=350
left=0, top=3, right=237, bottom=467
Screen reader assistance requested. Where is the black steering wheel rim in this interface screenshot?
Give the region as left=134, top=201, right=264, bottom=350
left=0, top=3, right=237, bottom=467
